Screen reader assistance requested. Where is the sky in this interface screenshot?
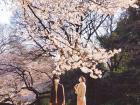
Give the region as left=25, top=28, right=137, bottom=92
left=0, top=0, right=16, bottom=25
left=0, top=9, right=11, bottom=24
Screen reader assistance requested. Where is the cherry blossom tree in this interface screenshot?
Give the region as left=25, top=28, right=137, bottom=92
left=0, top=51, right=54, bottom=104
left=0, top=29, right=54, bottom=104
left=12, top=0, right=134, bottom=79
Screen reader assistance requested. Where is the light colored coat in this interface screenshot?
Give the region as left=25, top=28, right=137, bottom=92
left=75, top=82, right=86, bottom=105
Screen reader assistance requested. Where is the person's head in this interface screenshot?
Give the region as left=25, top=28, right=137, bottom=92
left=79, top=76, right=86, bottom=83
left=52, top=74, right=60, bottom=85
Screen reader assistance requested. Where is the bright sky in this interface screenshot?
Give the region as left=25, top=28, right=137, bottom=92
left=0, top=0, right=13, bottom=25
left=0, top=9, right=12, bottom=24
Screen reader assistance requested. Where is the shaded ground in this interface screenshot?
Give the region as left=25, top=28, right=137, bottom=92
left=5, top=69, right=140, bottom=105
left=61, top=69, right=140, bottom=105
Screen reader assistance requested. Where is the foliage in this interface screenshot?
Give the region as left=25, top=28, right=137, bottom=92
left=97, top=0, right=140, bottom=73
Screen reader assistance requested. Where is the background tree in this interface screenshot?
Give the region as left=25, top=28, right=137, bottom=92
left=97, top=0, right=140, bottom=73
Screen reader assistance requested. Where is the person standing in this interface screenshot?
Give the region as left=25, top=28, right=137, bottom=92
left=74, top=76, right=86, bottom=105
left=50, top=75, right=65, bottom=105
